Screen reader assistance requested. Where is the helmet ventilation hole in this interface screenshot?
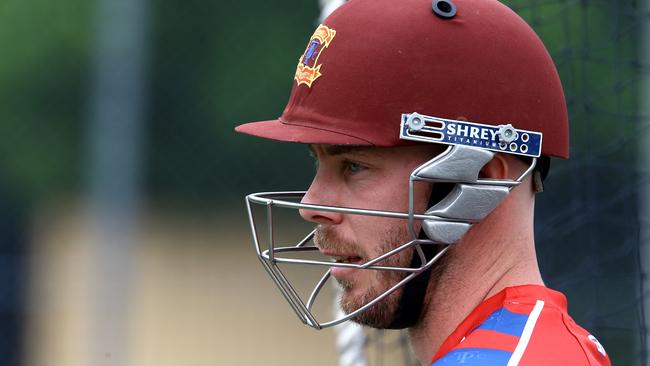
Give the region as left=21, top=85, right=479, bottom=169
left=432, top=0, right=457, bottom=19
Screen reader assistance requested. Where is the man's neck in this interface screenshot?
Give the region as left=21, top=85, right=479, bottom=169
left=407, top=204, right=543, bottom=365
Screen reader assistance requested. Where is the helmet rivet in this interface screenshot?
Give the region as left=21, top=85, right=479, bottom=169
left=407, top=113, right=426, bottom=131
left=497, top=124, right=518, bottom=143
left=432, top=0, right=457, bottom=19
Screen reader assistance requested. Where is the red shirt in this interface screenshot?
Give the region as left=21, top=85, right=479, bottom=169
left=431, top=285, right=611, bottom=365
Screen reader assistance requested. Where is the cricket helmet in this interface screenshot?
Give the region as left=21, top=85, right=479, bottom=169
left=236, top=0, right=568, bottom=330
left=236, top=0, right=568, bottom=157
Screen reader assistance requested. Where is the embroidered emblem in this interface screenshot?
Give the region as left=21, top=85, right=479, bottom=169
left=294, top=24, right=337, bottom=88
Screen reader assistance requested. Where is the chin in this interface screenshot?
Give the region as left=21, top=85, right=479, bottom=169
left=339, top=281, right=403, bottom=329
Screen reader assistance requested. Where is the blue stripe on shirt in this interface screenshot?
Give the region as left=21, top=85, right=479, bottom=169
left=432, top=348, right=512, bottom=365
left=475, top=307, right=529, bottom=337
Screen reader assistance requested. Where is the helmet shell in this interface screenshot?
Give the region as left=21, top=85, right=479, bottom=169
left=236, top=0, right=569, bottom=158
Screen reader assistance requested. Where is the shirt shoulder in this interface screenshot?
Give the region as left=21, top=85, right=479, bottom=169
left=431, top=285, right=611, bottom=366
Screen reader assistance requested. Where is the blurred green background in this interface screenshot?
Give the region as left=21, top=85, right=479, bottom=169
left=0, top=0, right=647, bottom=365
left=0, top=0, right=318, bottom=206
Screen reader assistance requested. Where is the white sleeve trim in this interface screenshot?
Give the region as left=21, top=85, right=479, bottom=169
left=507, top=300, right=545, bottom=366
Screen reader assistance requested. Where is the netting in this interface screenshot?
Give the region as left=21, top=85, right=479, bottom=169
left=511, top=0, right=647, bottom=364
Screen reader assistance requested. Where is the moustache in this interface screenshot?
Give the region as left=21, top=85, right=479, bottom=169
left=313, top=226, right=367, bottom=260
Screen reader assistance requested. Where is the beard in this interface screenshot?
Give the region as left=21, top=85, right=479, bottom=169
left=314, top=224, right=414, bottom=328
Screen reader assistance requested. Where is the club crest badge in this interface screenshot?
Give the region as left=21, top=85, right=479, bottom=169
left=294, top=24, right=336, bottom=88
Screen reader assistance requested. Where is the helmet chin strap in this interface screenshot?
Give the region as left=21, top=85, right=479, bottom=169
left=386, top=183, right=454, bottom=329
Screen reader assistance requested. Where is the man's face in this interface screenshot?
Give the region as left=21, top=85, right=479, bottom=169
left=299, top=144, right=439, bottom=328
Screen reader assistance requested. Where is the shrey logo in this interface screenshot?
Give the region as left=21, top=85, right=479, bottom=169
left=294, top=24, right=336, bottom=88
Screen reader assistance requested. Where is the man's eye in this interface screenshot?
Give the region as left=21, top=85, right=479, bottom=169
left=345, top=161, right=365, bottom=174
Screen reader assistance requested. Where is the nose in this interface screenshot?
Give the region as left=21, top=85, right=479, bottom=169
left=299, top=176, right=344, bottom=225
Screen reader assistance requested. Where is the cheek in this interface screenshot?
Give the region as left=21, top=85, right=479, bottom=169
left=365, top=167, right=433, bottom=214
left=364, top=178, right=431, bottom=214
left=411, top=181, right=434, bottom=213
left=362, top=180, right=412, bottom=212
left=348, top=215, right=410, bottom=254
left=342, top=180, right=431, bottom=246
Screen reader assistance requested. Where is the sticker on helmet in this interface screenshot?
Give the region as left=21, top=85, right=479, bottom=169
left=294, top=24, right=337, bottom=88
left=399, top=112, right=543, bottom=158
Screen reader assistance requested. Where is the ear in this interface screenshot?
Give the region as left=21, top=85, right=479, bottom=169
left=479, top=153, right=510, bottom=180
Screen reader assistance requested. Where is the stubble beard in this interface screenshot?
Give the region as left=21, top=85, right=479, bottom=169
left=314, top=224, right=413, bottom=329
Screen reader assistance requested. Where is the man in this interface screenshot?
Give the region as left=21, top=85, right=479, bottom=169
left=236, top=0, right=611, bottom=364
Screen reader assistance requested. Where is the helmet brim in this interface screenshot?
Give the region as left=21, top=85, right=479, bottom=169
left=235, top=118, right=373, bottom=145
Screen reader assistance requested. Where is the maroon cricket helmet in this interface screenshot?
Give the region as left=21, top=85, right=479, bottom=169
left=235, top=0, right=569, bottom=158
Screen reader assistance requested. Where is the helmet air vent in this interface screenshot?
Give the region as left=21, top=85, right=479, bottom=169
left=432, top=0, right=457, bottom=19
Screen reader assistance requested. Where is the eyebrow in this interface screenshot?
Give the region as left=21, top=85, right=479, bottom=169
left=308, top=145, right=373, bottom=157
